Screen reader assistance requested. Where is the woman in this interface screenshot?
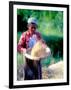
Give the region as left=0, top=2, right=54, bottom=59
left=17, top=17, right=42, bottom=80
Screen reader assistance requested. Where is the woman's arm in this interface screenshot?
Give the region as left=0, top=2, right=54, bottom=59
left=17, top=32, right=26, bottom=53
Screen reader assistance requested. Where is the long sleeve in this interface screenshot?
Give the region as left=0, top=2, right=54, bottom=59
left=17, top=32, right=26, bottom=53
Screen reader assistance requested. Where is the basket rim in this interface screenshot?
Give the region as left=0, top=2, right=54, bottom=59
left=23, top=47, right=51, bottom=61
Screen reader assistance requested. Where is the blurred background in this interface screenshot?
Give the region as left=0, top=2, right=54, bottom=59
left=17, top=9, right=63, bottom=80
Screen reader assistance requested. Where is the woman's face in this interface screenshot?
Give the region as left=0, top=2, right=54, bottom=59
left=28, top=23, right=37, bottom=34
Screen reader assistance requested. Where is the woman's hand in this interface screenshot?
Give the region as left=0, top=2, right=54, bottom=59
left=21, top=48, right=26, bottom=54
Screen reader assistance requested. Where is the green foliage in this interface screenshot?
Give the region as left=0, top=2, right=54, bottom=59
left=42, top=34, right=63, bottom=57
left=17, top=9, right=63, bottom=33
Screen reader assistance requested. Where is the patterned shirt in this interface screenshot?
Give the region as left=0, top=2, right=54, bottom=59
left=17, top=30, right=41, bottom=53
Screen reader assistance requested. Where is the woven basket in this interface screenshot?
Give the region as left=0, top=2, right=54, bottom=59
left=23, top=47, right=51, bottom=61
